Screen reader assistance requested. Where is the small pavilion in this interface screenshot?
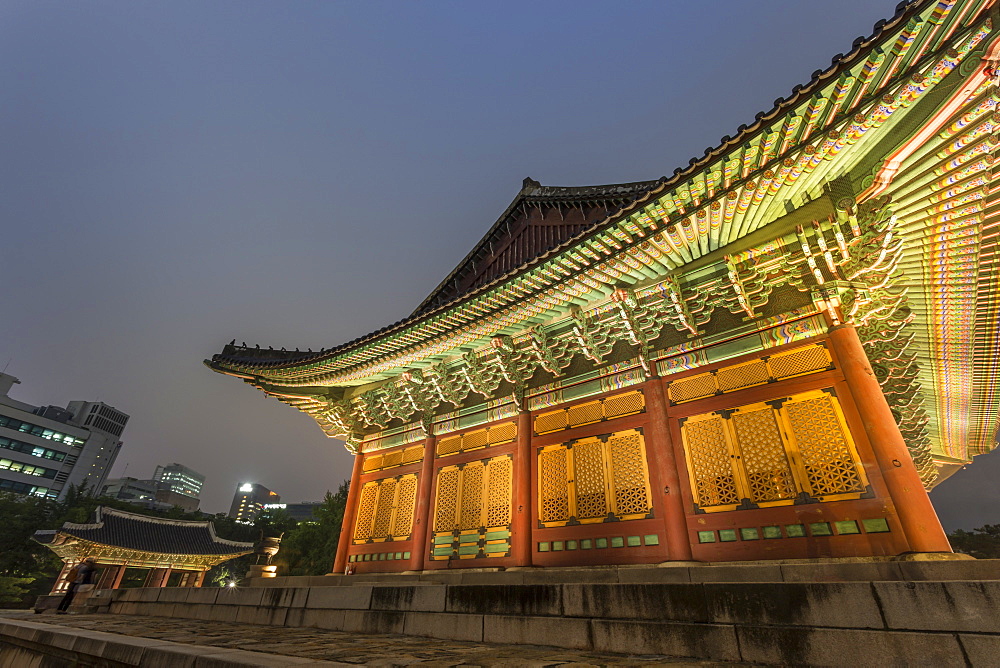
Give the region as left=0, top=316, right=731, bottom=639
left=33, top=506, right=254, bottom=592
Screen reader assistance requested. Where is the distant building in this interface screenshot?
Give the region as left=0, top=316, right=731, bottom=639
left=152, top=463, right=204, bottom=511
left=0, top=373, right=128, bottom=500
left=263, top=501, right=323, bottom=523
left=229, top=482, right=280, bottom=524
left=152, top=463, right=204, bottom=499
left=100, top=477, right=159, bottom=505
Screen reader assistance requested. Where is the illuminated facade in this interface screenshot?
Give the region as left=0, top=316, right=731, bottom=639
left=208, top=0, right=1000, bottom=571
left=0, top=373, right=128, bottom=501
left=229, top=482, right=280, bottom=524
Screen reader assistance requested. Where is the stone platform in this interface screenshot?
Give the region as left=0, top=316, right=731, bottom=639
left=17, top=560, right=1000, bottom=666
left=0, top=611, right=723, bottom=666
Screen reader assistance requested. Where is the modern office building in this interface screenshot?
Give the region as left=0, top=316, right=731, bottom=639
left=100, top=477, right=159, bottom=505
left=0, top=373, right=129, bottom=500
left=228, top=482, right=280, bottom=524
left=153, top=463, right=205, bottom=501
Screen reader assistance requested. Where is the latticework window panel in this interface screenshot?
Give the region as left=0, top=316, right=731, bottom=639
left=353, top=484, right=378, bottom=541
left=681, top=414, right=742, bottom=509
left=608, top=431, right=651, bottom=518
left=436, top=422, right=516, bottom=457
left=353, top=475, right=419, bottom=543
left=538, top=447, right=570, bottom=523
left=730, top=407, right=797, bottom=503
left=769, top=344, right=832, bottom=380
left=716, top=359, right=770, bottom=393
left=537, top=429, right=651, bottom=526
left=401, top=445, right=424, bottom=465
left=459, top=462, right=485, bottom=530
left=362, top=455, right=382, bottom=473
left=667, top=344, right=834, bottom=405
left=486, top=457, right=513, bottom=527
left=534, top=390, right=645, bottom=436
left=782, top=392, right=867, bottom=497
left=604, top=390, right=645, bottom=420
left=680, top=388, right=868, bottom=513
left=392, top=476, right=418, bottom=537
left=668, top=372, right=718, bottom=403
left=433, top=468, right=460, bottom=532
left=567, top=400, right=603, bottom=429
left=534, top=410, right=569, bottom=435
left=362, top=444, right=423, bottom=472
left=572, top=439, right=607, bottom=520
left=371, top=479, right=397, bottom=538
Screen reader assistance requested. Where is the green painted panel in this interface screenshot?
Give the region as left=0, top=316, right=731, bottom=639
left=762, top=526, right=782, bottom=539
left=611, top=536, right=625, bottom=548
left=785, top=524, right=806, bottom=537
left=432, top=547, right=454, bottom=557
left=835, top=520, right=860, bottom=535
left=626, top=536, right=641, bottom=547
left=433, top=535, right=454, bottom=545
left=643, top=534, right=660, bottom=546
left=809, top=522, right=833, bottom=536
left=458, top=544, right=480, bottom=555
left=862, top=518, right=890, bottom=533
left=484, top=530, right=510, bottom=541
left=698, top=531, right=716, bottom=543
left=484, top=543, right=509, bottom=553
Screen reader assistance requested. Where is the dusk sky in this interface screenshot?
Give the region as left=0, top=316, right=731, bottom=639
left=2, top=0, right=997, bottom=527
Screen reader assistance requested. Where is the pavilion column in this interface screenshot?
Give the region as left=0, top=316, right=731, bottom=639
left=512, top=410, right=533, bottom=567
left=643, top=375, right=694, bottom=562
left=51, top=561, right=74, bottom=595
left=826, top=324, right=952, bottom=553
left=333, top=451, right=366, bottom=573
left=407, top=432, right=437, bottom=572
left=111, top=564, right=127, bottom=589
left=193, top=571, right=206, bottom=588
left=159, top=567, right=172, bottom=587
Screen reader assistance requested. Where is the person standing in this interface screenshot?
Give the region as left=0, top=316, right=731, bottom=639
left=56, top=557, right=97, bottom=613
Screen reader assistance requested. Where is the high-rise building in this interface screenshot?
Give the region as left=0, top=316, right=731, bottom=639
left=0, top=373, right=128, bottom=500
left=152, top=463, right=205, bottom=500
left=228, top=482, right=280, bottom=524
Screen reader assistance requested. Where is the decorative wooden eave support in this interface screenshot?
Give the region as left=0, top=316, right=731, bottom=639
left=860, top=36, right=1000, bottom=201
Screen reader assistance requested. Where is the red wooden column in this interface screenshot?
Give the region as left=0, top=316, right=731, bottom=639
left=333, top=451, right=366, bottom=573
left=407, top=432, right=437, bottom=572
left=51, top=561, right=73, bottom=594
left=512, top=410, right=533, bottom=566
left=826, top=324, right=952, bottom=553
left=193, top=571, right=206, bottom=588
left=644, top=375, right=694, bottom=561
left=111, top=564, right=127, bottom=589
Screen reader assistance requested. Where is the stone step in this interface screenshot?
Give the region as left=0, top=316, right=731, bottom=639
left=90, top=575, right=1000, bottom=666
left=250, top=557, right=1000, bottom=587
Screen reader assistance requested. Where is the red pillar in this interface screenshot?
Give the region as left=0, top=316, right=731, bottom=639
left=644, top=375, right=694, bottom=561
left=51, top=561, right=74, bottom=595
left=512, top=410, right=533, bottom=566
left=159, top=567, right=173, bottom=587
left=193, top=571, right=206, bottom=588
left=826, top=324, right=952, bottom=553
left=333, top=451, right=366, bottom=573
left=408, top=433, right=437, bottom=572
left=111, top=565, right=126, bottom=589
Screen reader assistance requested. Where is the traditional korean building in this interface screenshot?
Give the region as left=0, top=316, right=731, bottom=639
left=207, top=0, right=1000, bottom=572
left=33, top=507, right=254, bottom=591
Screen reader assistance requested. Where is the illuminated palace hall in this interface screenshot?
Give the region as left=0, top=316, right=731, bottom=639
left=209, top=0, right=1000, bottom=572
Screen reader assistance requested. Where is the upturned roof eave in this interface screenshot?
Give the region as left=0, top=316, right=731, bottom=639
left=207, top=0, right=935, bottom=381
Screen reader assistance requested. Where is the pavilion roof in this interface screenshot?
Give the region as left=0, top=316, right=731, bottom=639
left=208, top=0, right=978, bottom=383
left=205, top=0, right=1000, bottom=471
left=32, top=507, right=254, bottom=557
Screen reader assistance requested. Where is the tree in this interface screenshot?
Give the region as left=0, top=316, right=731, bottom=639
left=273, top=481, right=349, bottom=576
left=948, top=525, right=1000, bottom=559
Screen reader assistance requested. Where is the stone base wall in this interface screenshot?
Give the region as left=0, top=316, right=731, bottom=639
left=93, top=570, right=1000, bottom=666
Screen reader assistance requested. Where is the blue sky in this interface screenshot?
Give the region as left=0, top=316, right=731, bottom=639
left=1, top=0, right=995, bottom=526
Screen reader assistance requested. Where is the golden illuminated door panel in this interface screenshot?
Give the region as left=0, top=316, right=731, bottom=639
left=537, top=428, right=653, bottom=527
left=431, top=454, right=513, bottom=560
left=680, top=388, right=868, bottom=513
left=352, top=474, right=419, bottom=544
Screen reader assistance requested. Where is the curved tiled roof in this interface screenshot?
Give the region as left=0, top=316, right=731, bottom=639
left=33, top=507, right=254, bottom=557
left=207, top=0, right=934, bottom=377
